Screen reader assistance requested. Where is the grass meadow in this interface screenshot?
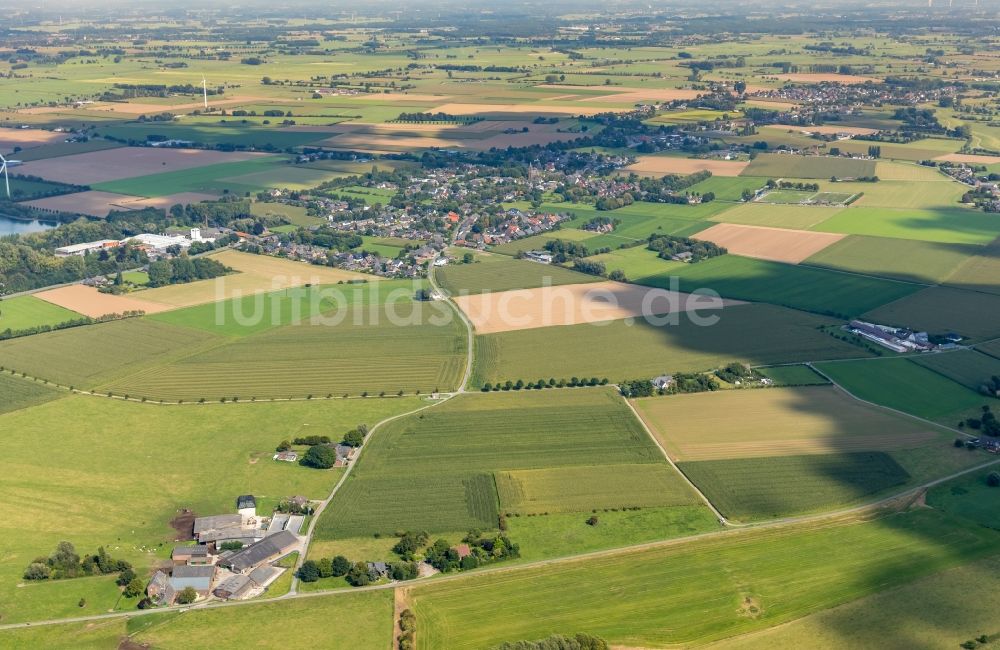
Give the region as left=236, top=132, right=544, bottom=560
left=435, top=254, right=600, bottom=294
left=0, top=394, right=419, bottom=623
left=814, top=207, right=1000, bottom=246
left=504, top=506, right=720, bottom=562
left=0, top=295, right=83, bottom=332
left=804, top=236, right=975, bottom=284
left=0, top=589, right=394, bottom=650
left=710, top=553, right=1000, bottom=650
left=409, top=509, right=999, bottom=648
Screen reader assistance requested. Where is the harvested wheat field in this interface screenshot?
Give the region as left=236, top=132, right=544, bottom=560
left=34, top=285, right=172, bottom=318
left=627, top=156, right=750, bottom=176
left=452, top=280, right=738, bottom=334
left=633, top=386, right=940, bottom=461
left=26, top=191, right=144, bottom=217
left=770, top=124, right=879, bottom=136
left=137, top=249, right=372, bottom=308
left=0, top=127, right=65, bottom=152
left=693, top=223, right=845, bottom=264
left=935, top=153, right=1000, bottom=165
left=774, top=73, right=879, bottom=84
left=20, top=147, right=268, bottom=185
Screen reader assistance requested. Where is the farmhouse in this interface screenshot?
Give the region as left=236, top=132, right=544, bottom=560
left=652, top=375, right=674, bottom=390
left=219, top=529, right=299, bottom=574
left=146, top=571, right=176, bottom=606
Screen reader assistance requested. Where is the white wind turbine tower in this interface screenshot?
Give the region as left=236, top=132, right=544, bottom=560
left=202, top=76, right=208, bottom=110
left=0, top=153, right=10, bottom=199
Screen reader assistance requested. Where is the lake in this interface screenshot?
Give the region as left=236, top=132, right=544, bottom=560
left=0, top=214, right=57, bottom=237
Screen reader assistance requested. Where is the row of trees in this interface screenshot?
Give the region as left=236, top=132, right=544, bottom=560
left=481, top=377, right=609, bottom=392
left=297, top=555, right=418, bottom=586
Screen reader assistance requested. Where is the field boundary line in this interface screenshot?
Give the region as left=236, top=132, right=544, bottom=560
left=289, top=393, right=457, bottom=594
left=429, top=252, right=474, bottom=393
left=621, top=395, right=732, bottom=526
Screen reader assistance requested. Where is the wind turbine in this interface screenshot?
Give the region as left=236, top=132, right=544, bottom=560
left=0, top=153, right=9, bottom=199
left=202, top=76, right=208, bottom=110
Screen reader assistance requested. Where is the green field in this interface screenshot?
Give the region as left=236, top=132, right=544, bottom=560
left=864, top=286, right=1000, bottom=342
left=91, top=156, right=287, bottom=197
left=927, top=470, right=1000, bottom=532
left=710, top=203, right=843, bottom=229
left=597, top=251, right=920, bottom=318
left=815, top=358, right=988, bottom=422
left=95, top=123, right=327, bottom=149
left=804, top=235, right=975, bottom=284
left=410, top=509, right=1000, bottom=648
left=505, top=506, right=720, bottom=562
left=0, top=590, right=394, bottom=650
left=114, top=300, right=467, bottom=400
left=0, top=295, right=84, bottom=332
left=944, top=237, right=1000, bottom=295
left=250, top=200, right=326, bottom=227
left=679, top=453, right=910, bottom=521
left=435, top=253, right=600, bottom=295
left=742, top=154, right=877, bottom=179
left=472, top=304, right=866, bottom=388
left=910, top=350, right=1000, bottom=394
left=815, top=206, right=1000, bottom=246
left=0, top=394, right=419, bottom=623
left=0, top=318, right=221, bottom=389
left=315, top=388, right=696, bottom=539
left=712, top=553, right=1000, bottom=650
left=685, top=176, right=768, bottom=202
left=149, top=279, right=422, bottom=337
left=6, top=175, right=79, bottom=200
